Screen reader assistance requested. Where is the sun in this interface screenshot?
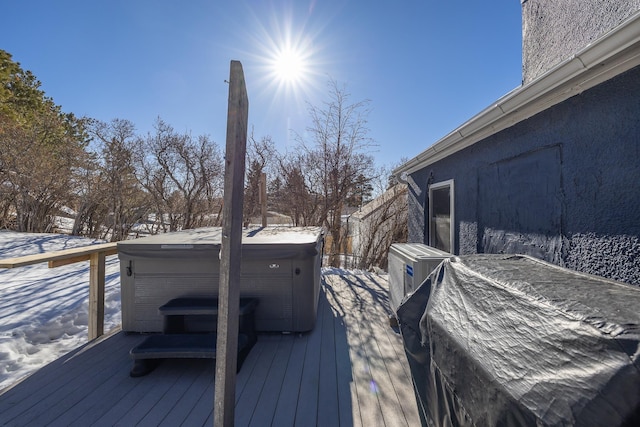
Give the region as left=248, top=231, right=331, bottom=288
left=243, top=7, right=321, bottom=100
left=266, top=40, right=313, bottom=91
left=240, top=3, right=328, bottom=136
left=272, top=46, right=307, bottom=85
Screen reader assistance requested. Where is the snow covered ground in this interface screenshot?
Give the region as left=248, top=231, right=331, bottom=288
left=0, top=231, right=122, bottom=391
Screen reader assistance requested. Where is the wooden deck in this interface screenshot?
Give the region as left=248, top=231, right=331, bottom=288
left=0, top=272, right=420, bottom=426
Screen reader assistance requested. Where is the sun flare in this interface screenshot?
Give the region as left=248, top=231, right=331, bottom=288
left=244, top=5, right=326, bottom=117
left=272, top=47, right=306, bottom=85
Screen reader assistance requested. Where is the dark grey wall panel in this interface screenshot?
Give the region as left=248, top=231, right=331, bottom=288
left=478, top=145, right=563, bottom=264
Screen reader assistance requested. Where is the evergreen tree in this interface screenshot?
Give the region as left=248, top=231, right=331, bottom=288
left=0, top=50, right=89, bottom=232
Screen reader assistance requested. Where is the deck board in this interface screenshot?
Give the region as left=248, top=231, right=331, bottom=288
left=156, top=362, right=213, bottom=427
left=0, top=273, right=419, bottom=426
left=0, top=330, right=136, bottom=424
left=235, top=334, right=281, bottom=426
left=292, top=289, right=324, bottom=427
left=347, top=273, right=418, bottom=426
left=329, top=274, right=391, bottom=427
left=269, top=332, right=308, bottom=426
left=126, top=361, right=208, bottom=426
left=317, top=293, right=340, bottom=427
left=327, top=287, right=362, bottom=427
left=247, top=336, right=292, bottom=426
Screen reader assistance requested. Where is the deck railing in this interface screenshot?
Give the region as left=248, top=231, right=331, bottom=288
left=0, top=242, right=119, bottom=340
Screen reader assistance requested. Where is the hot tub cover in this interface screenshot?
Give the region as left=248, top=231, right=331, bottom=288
left=397, top=254, right=640, bottom=427
left=117, top=226, right=324, bottom=259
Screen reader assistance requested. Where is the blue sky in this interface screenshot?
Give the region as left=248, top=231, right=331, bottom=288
left=1, top=0, right=522, bottom=170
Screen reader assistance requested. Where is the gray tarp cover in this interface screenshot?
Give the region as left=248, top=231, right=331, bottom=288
left=397, top=254, right=640, bottom=427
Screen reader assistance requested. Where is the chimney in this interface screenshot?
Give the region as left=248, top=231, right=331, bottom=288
left=521, top=0, right=640, bottom=84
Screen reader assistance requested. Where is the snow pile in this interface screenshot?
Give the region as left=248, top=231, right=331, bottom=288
left=0, top=231, right=122, bottom=391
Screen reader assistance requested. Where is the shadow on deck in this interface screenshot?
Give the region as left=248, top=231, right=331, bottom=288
left=0, top=272, right=419, bottom=426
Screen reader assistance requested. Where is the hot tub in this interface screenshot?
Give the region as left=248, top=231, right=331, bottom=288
left=118, top=226, right=324, bottom=333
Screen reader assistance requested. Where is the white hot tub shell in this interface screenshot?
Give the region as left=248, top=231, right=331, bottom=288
left=117, top=226, right=324, bottom=333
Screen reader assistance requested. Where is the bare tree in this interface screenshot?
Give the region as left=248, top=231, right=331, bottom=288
left=272, top=151, right=322, bottom=226
left=295, top=79, right=376, bottom=267
left=135, top=118, right=223, bottom=232
left=350, top=160, right=410, bottom=269
left=353, top=184, right=408, bottom=270
left=243, top=132, right=276, bottom=224
left=76, top=119, right=151, bottom=241
left=0, top=111, right=88, bottom=233
left=70, top=152, right=104, bottom=237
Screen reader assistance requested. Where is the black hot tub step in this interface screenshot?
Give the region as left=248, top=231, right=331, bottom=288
left=159, top=297, right=259, bottom=335
left=158, top=297, right=259, bottom=316
left=129, top=333, right=251, bottom=377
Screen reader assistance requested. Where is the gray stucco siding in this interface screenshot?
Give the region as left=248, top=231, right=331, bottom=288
left=408, top=64, right=640, bottom=285
left=522, top=0, right=640, bottom=83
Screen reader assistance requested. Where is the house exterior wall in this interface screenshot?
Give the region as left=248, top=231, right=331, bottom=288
left=408, top=64, right=640, bottom=285
left=522, top=0, right=640, bottom=84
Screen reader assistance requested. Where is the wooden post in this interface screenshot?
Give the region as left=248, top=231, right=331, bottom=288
left=88, top=251, right=106, bottom=340
left=214, top=60, right=248, bottom=427
left=260, top=172, right=267, bottom=227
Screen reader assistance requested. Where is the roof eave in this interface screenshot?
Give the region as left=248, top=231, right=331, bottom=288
left=394, top=10, right=640, bottom=178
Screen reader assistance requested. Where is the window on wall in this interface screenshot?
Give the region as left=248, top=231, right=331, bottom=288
left=429, top=180, right=454, bottom=253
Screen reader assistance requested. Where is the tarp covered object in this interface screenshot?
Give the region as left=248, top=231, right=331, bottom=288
left=397, top=254, right=640, bottom=427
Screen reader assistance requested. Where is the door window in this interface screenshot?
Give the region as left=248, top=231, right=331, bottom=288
left=429, top=180, right=454, bottom=253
